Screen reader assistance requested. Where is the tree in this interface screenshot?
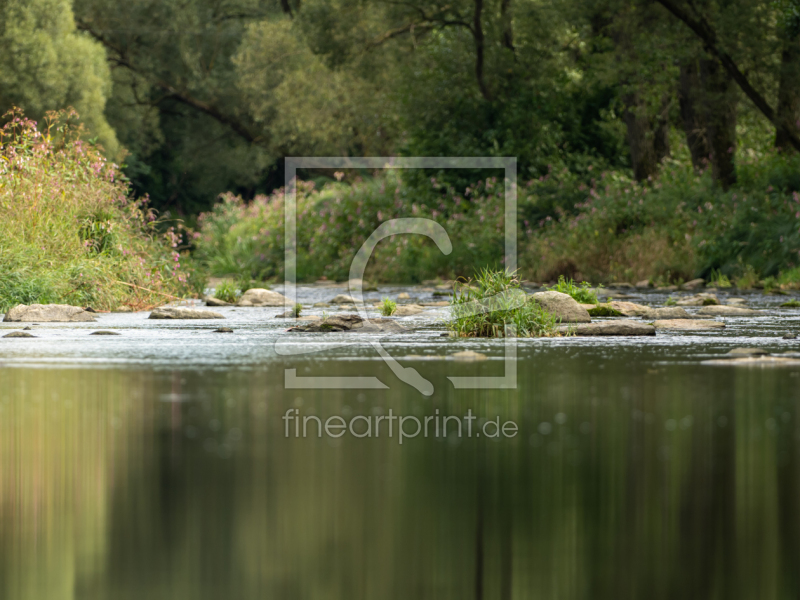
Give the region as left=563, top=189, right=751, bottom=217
left=0, top=0, right=119, bottom=157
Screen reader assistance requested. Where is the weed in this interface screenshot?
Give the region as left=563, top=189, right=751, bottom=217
left=547, top=275, right=598, bottom=304
left=380, top=297, right=397, bottom=316
left=708, top=269, right=732, bottom=289
left=734, top=265, right=759, bottom=290
left=665, top=297, right=677, bottom=306
left=780, top=299, right=800, bottom=308
left=293, top=303, right=303, bottom=317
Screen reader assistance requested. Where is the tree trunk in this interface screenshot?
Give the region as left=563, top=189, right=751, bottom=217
left=776, top=33, right=800, bottom=152
left=700, top=57, right=737, bottom=189
left=622, top=92, right=668, bottom=181
left=679, top=59, right=712, bottom=170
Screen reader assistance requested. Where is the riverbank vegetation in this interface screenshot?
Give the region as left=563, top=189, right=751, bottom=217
left=0, top=111, right=199, bottom=311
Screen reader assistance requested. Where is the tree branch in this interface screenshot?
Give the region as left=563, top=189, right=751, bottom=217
left=656, top=0, right=800, bottom=152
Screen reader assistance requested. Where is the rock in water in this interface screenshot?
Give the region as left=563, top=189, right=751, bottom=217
left=148, top=307, right=225, bottom=319
left=676, top=293, right=719, bottom=306
left=397, top=292, right=411, bottom=300
left=3, top=304, right=95, bottom=322
left=451, top=351, right=487, bottom=361
left=90, top=330, right=121, bottom=335
left=783, top=333, right=797, bottom=340
left=608, top=301, right=651, bottom=317
left=205, top=296, right=231, bottom=307
left=530, top=291, right=591, bottom=323
left=727, top=347, right=769, bottom=357
left=559, top=320, right=656, bottom=336
left=237, top=288, right=290, bottom=307
left=697, top=305, right=762, bottom=316
left=635, top=279, right=651, bottom=289
left=3, top=331, right=36, bottom=338
left=213, top=327, right=234, bottom=333
left=653, top=319, right=725, bottom=330
left=394, top=304, right=424, bottom=316
left=329, top=294, right=358, bottom=304
left=643, top=307, right=692, bottom=319
left=287, top=314, right=405, bottom=333
left=682, top=278, right=705, bottom=290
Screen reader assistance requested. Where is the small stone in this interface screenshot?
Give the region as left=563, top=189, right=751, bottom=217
left=783, top=333, right=797, bottom=340
left=22, top=326, right=31, bottom=330
left=3, top=331, right=36, bottom=338
left=451, top=350, right=487, bottom=361
left=727, top=347, right=769, bottom=357
left=213, top=327, right=234, bottom=333
left=90, top=330, right=120, bottom=335
left=397, top=292, right=411, bottom=300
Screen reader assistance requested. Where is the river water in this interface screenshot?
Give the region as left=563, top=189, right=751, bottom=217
left=2, top=286, right=800, bottom=599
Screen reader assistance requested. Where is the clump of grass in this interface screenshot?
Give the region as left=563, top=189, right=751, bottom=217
left=734, top=265, right=759, bottom=290
left=708, top=269, right=732, bottom=289
left=588, top=304, right=623, bottom=317
left=449, top=268, right=560, bottom=338
left=380, top=297, right=397, bottom=316
left=780, top=299, right=800, bottom=308
left=0, top=108, right=201, bottom=311
left=665, top=297, right=677, bottom=306
left=702, top=297, right=719, bottom=305
left=547, top=275, right=598, bottom=304
left=214, top=281, right=239, bottom=303
left=293, top=303, right=303, bottom=317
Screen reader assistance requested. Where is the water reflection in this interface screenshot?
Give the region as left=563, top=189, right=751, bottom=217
left=2, top=351, right=800, bottom=599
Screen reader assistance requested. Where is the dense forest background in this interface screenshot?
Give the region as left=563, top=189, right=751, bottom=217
left=3, top=0, right=798, bottom=215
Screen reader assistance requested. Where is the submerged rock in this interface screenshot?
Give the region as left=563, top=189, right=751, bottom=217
left=287, top=314, right=406, bottom=333
left=397, top=292, right=411, bottom=300
left=3, top=304, right=95, bottom=322
left=451, top=350, right=487, bottom=361
left=697, top=305, right=762, bottom=316
left=213, top=327, right=234, bottom=333
left=642, top=307, right=692, bottom=319
left=727, top=347, right=769, bottom=357
left=90, top=330, right=121, bottom=335
left=149, top=307, right=225, bottom=319
left=530, top=291, right=591, bottom=323
left=559, top=320, right=656, bottom=336
left=653, top=319, right=725, bottom=330
left=238, top=288, right=289, bottom=307
left=783, top=333, right=797, bottom=340
left=3, top=331, right=36, bottom=338
left=702, top=356, right=800, bottom=366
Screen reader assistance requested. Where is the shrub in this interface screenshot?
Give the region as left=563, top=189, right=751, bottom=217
left=0, top=109, right=201, bottom=311
left=448, top=269, right=560, bottom=338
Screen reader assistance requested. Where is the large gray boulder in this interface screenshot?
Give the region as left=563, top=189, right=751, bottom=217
left=3, top=304, right=95, bottom=322
left=697, top=305, right=762, bottom=316
left=559, top=320, right=655, bottom=336
left=238, top=288, right=290, bottom=307
left=530, top=291, right=591, bottom=323
left=149, top=307, right=224, bottom=319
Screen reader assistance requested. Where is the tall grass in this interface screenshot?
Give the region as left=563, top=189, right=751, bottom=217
left=0, top=109, right=201, bottom=311
left=448, top=269, right=560, bottom=338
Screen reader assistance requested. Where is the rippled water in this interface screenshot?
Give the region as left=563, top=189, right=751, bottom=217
left=2, top=286, right=800, bottom=599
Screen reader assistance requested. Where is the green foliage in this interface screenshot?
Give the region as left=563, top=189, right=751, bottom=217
left=0, top=0, right=119, bottom=157
left=780, top=299, right=800, bottom=307
left=708, top=269, right=733, bottom=289
left=380, top=297, right=397, bottom=316
left=0, top=109, right=198, bottom=311
left=214, top=281, right=239, bottom=304
left=665, top=297, right=677, bottom=306
left=449, top=269, right=560, bottom=338
left=735, top=265, right=760, bottom=290
left=293, top=303, right=303, bottom=317
left=547, top=276, right=598, bottom=304
left=588, top=304, right=623, bottom=317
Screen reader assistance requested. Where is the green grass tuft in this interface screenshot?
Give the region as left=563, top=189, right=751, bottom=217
left=214, top=281, right=239, bottom=304
left=780, top=299, right=800, bottom=308
left=547, top=275, right=598, bottom=304
left=380, top=297, right=397, bottom=316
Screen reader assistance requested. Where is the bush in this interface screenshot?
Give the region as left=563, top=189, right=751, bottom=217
left=0, top=109, right=201, bottom=311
